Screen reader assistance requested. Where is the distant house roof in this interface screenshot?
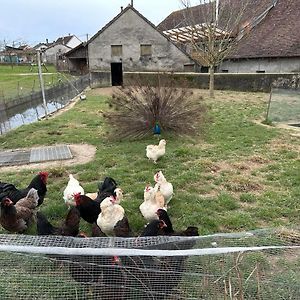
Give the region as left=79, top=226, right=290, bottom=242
left=55, top=35, right=74, bottom=45
left=5, top=45, right=32, bottom=51
left=33, top=42, right=54, bottom=50
left=229, top=0, right=300, bottom=59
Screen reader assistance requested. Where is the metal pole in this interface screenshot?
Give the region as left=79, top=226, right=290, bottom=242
left=37, top=50, right=48, bottom=117
left=215, top=0, right=219, bottom=24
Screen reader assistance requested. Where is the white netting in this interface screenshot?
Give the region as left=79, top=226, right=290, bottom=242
left=0, top=228, right=299, bottom=299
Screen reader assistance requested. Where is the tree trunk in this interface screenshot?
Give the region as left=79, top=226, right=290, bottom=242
left=209, top=65, right=215, bottom=98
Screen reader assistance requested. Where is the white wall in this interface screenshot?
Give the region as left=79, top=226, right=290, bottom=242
left=220, top=57, right=300, bottom=73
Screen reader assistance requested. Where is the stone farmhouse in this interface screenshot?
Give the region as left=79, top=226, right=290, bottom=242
left=66, top=5, right=198, bottom=85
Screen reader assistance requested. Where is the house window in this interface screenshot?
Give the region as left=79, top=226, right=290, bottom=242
left=140, top=44, right=152, bottom=56
left=221, top=69, right=229, bottom=73
left=111, top=45, right=122, bottom=57
left=256, top=70, right=265, bottom=73
left=184, top=64, right=195, bottom=72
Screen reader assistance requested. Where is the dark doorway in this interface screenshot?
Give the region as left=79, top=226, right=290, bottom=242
left=111, top=63, right=123, bottom=86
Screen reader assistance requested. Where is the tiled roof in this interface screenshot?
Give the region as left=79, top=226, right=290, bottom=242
left=157, top=0, right=276, bottom=32
left=229, top=0, right=300, bottom=58
left=157, top=0, right=300, bottom=59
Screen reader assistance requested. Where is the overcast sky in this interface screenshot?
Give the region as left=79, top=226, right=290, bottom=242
left=0, top=0, right=201, bottom=46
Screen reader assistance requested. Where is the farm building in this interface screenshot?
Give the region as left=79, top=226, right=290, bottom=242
left=65, top=43, right=88, bottom=75
left=42, top=35, right=82, bottom=66
left=158, top=0, right=300, bottom=73
left=65, top=5, right=198, bottom=84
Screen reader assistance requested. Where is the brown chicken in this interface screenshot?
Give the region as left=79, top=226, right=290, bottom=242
left=0, top=188, right=39, bottom=233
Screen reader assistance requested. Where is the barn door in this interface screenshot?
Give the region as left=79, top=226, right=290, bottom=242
left=111, top=63, right=123, bottom=86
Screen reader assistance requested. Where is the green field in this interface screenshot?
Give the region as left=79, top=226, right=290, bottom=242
left=0, top=88, right=299, bottom=236
left=0, top=64, right=75, bottom=100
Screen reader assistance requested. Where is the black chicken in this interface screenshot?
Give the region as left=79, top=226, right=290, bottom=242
left=140, top=220, right=167, bottom=237
left=0, top=171, right=48, bottom=206
left=95, top=177, right=118, bottom=203
left=36, top=207, right=80, bottom=236
left=156, top=209, right=199, bottom=236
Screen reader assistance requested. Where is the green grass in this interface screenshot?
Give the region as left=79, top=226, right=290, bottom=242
left=0, top=88, right=299, bottom=236
left=0, top=64, right=76, bottom=100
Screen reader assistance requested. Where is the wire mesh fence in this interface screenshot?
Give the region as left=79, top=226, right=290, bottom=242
left=0, top=228, right=299, bottom=299
left=0, top=74, right=90, bottom=134
left=0, top=71, right=74, bottom=102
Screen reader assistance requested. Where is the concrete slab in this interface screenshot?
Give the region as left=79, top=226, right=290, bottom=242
left=0, top=145, right=73, bottom=167
left=0, top=150, right=30, bottom=166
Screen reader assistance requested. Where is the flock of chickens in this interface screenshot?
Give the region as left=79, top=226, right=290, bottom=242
left=0, top=139, right=198, bottom=238
left=0, top=139, right=198, bottom=298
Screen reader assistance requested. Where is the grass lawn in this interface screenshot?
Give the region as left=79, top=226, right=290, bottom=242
left=0, top=88, right=299, bottom=236
left=0, top=64, right=75, bottom=100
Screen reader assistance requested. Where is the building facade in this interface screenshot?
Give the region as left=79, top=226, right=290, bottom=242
left=86, top=6, right=197, bottom=85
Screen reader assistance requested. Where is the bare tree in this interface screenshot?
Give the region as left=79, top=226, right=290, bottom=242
left=173, top=0, right=272, bottom=97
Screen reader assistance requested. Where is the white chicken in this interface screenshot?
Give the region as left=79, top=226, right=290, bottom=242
left=139, top=185, right=165, bottom=222
left=146, top=139, right=166, bottom=163
left=96, top=196, right=130, bottom=237
left=63, top=174, right=85, bottom=207
left=154, top=171, right=173, bottom=206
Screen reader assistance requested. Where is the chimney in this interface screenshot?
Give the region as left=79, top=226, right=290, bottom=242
left=121, top=6, right=123, bottom=11
left=46, top=38, right=49, bottom=44
left=131, top=0, right=133, bottom=6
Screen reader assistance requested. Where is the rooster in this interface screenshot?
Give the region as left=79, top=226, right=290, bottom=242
left=0, top=188, right=39, bottom=233
left=63, top=174, right=85, bottom=207
left=74, top=193, right=100, bottom=224
left=154, top=171, right=173, bottom=206
left=146, top=139, right=166, bottom=163
left=139, top=185, right=165, bottom=222
left=0, top=171, right=48, bottom=206
left=36, top=207, right=81, bottom=236
left=96, top=196, right=130, bottom=237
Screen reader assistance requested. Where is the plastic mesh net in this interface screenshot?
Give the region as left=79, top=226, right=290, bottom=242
left=267, top=88, right=300, bottom=124
left=0, top=227, right=299, bottom=299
